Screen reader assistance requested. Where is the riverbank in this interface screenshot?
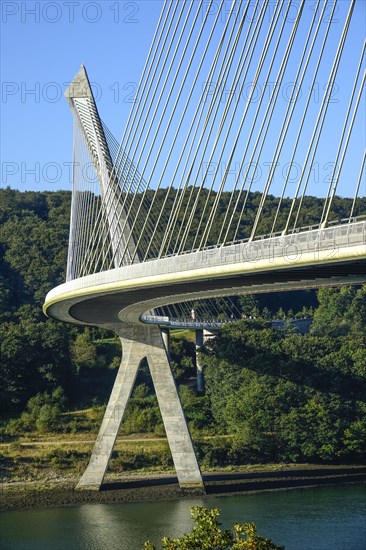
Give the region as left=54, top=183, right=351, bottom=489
left=1, top=464, right=365, bottom=512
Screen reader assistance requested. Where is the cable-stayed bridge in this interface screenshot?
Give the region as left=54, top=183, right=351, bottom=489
left=44, top=0, right=365, bottom=492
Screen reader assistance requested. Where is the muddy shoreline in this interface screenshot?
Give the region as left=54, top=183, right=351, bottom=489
left=1, top=465, right=365, bottom=512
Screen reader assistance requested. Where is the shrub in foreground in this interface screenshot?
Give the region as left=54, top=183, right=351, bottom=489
left=143, top=506, right=284, bottom=549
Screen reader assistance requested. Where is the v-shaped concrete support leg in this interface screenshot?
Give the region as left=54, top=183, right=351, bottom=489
left=75, top=330, right=141, bottom=490
left=76, top=324, right=204, bottom=492
left=144, top=325, right=204, bottom=491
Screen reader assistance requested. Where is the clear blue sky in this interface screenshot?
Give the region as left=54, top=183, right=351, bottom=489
left=1, top=0, right=365, bottom=198
left=1, top=0, right=163, bottom=191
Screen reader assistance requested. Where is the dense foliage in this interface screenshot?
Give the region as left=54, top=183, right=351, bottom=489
left=1, top=188, right=365, bottom=469
left=200, top=286, right=366, bottom=464
left=0, top=188, right=121, bottom=416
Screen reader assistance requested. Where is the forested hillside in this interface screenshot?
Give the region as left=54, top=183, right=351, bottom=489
left=0, top=187, right=365, bottom=470
left=200, top=287, right=366, bottom=464
left=0, top=188, right=121, bottom=416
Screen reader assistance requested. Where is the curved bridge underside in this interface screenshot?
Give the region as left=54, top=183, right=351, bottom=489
left=44, top=223, right=366, bottom=330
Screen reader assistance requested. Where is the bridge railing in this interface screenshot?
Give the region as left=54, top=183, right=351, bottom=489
left=51, top=220, right=365, bottom=309
left=135, top=220, right=366, bottom=279
left=141, top=315, right=314, bottom=332
left=141, top=315, right=231, bottom=329
left=196, top=215, right=366, bottom=250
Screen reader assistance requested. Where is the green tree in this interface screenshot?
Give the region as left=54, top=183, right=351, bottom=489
left=342, top=419, right=366, bottom=459
left=179, top=385, right=213, bottom=431
left=143, top=507, right=284, bottom=549
left=0, top=311, right=73, bottom=412
left=239, top=295, right=259, bottom=317
left=70, top=330, right=98, bottom=371
left=311, top=287, right=362, bottom=338
left=6, top=387, right=66, bottom=434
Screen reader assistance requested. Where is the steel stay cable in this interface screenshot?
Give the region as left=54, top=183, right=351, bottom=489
left=320, top=43, right=365, bottom=226
left=110, top=0, right=174, bottom=187
left=269, top=0, right=325, bottom=235
left=128, top=0, right=220, bottom=263
left=350, top=150, right=366, bottom=219
left=196, top=0, right=283, bottom=251
left=176, top=0, right=269, bottom=255
left=66, top=122, right=78, bottom=281
left=101, top=122, right=159, bottom=256
left=99, top=1, right=190, bottom=270
left=202, top=0, right=288, bottom=244
left=80, top=125, right=99, bottom=276
left=203, top=0, right=286, bottom=244
left=141, top=0, right=226, bottom=262
left=95, top=1, right=179, bottom=259
left=292, top=0, right=355, bottom=230
left=183, top=0, right=273, bottom=253
left=321, top=64, right=365, bottom=227
left=92, top=0, right=189, bottom=271
left=159, top=0, right=240, bottom=257
left=249, top=0, right=309, bottom=242
left=107, top=1, right=201, bottom=268
left=279, top=0, right=338, bottom=235
left=207, top=0, right=308, bottom=249
left=83, top=1, right=175, bottom=273
left=190, top=0, right=265, bottom=251
left=84, top=97, right=128, bottom=268
left=69, top=122, right=80, bottom=279
left=74, top=124, right=90, bottom=277
left=162, top=0, right=255, bottom=257
left=69, top=123, right=81, bottom=279
left=90, top=1, right=171, bottom=246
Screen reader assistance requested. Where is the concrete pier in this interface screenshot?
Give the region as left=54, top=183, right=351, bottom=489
left=195, top=329, right=204, bottom=393
left=76, top=324, right=204, bottom=492
left=161, top=327, right=170, bottom=360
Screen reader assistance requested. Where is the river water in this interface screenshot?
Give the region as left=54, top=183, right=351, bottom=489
left=1, top=484, right=365, bottom=550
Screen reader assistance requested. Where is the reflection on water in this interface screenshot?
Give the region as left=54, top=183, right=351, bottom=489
left=74, top=498, right=204, bottom=549
left=1, top=485, right=365, bottom=550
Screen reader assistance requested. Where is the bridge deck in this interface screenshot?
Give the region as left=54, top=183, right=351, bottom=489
left=44, top=221, right=366, bottom=329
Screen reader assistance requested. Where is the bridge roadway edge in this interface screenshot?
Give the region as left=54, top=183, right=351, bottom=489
left=44, top=238, right=366, bottom=327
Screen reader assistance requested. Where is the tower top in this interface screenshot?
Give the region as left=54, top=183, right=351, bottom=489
left=64, top=65, right=93, bottom=102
